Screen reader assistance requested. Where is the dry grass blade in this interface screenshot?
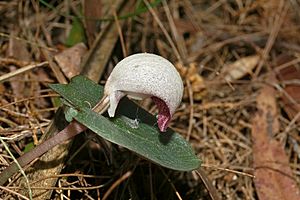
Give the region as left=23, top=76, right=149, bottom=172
left=186, top=80, right=194, bottom=141
left=0, top=62, right=48, bottom=83
left=143, top=0, right=182, bottom=63
left=196, top=168, right=220, bottom=200
left=162, top=0, right=188, bottom=61
left=0, top=137, right=32, bottom=199
left=112, top=7, right=127, bottom=57
left=0, top=185, right=29, bottom=200
left=254, top=0, right=289, bottom=77
left=102, top=171, right=132, bottom=200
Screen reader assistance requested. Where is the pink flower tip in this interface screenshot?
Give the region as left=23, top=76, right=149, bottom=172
left=151, top=96, right=171, bottom=132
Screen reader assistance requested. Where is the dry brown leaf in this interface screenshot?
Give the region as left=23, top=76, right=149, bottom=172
left=54, top=43, right=87, bottom=79
left=6, top=30, right=30, bottom=98
left=222, top=55, right=259, bottom=82
left=276, top=56, right=300, bottom=123
left=173, top=19, right=197, bottom=35
left=252, top=74, right=300, bottom=200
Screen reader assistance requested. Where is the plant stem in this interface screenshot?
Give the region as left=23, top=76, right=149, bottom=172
left=0, top=121, right=86, bottom=186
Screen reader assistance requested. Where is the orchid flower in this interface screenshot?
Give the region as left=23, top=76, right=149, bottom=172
left=94, top=53, right=183, bottom=132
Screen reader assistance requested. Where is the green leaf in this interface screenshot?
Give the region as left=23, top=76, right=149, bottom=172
left=50, top=75, right=103, bottom=109
left=65, top=17, right=86, bottom=47
left=64, top=106, right=79, bottom=122
left=23, top=142, right=35, bottom=153
left=49, top=75, right=201, bottom=171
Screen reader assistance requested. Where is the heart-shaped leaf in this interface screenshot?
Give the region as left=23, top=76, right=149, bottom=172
left=49, top=75, right=201, bottom=171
